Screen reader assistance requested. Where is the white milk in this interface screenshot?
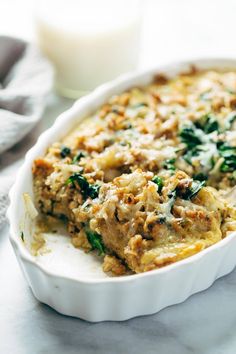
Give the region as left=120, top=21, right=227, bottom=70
left=35, top=0, right=143, bottom=97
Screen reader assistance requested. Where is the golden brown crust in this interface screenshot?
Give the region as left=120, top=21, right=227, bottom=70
left=33, top=69, right=236, bottom=275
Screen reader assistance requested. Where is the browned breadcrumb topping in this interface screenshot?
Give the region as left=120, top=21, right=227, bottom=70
left=33, top=69, right=236, bottom=275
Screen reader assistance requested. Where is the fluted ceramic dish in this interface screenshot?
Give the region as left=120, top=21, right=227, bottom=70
left=7, top=59, right=236, bottom=322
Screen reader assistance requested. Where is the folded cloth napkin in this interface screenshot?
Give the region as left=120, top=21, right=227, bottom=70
left=0, top=175, right=14, bottom=227
left=0, top=36, right=53, bottom=229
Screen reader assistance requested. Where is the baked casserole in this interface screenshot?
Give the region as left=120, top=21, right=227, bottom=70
left=33, top=68, right=236, bottom=275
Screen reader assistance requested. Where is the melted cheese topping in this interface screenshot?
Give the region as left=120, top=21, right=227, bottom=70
left=33, top=69, right=236, bottom=275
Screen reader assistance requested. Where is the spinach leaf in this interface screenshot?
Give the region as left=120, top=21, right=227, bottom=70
left=87, top=184, right=100, bottom=199
left=183, top=147, right=199, bottom=165
left=20, top=231, right=24, bottom=241
left=152, top=176, right=164, bottom=193
left=218, top=143, right=236, bottom=172
left=60, top=146, right=71, bottom=158
left=180, top=124, right=206, bottom=165
left=224, top=112, right=236, bottom=130
left=72, top=151, right=85, bottom=164
left=180, top=115, right=218, bottom=152
left=168, top=179, right=204, bottom=212
left=179, top=126, right=203, bottom=148
left=66, top=173, right=100, bottom=199
left=180, top=121, right=218, bottom=171
left=195, top=114, right=219, bottom=134
left=85, top=227, right=105, bottom=256
left=176, top=180, right=205, bottom=200
left=185, top=180, right=205, bottom=199
left=184, top=144, right=215, bottom=172
left=163, top=158, right=176, bottom=171
left=132, top=102, right=148, bottom=108
left=193, top=173, right=208, bottom=182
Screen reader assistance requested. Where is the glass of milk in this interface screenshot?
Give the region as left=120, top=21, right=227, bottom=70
left=35, top=0, right=143, bottom=98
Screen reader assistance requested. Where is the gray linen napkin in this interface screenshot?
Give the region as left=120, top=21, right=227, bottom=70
left=0, top=36, right=53, bottom=228
left=0, top=176, right=14, bottom=227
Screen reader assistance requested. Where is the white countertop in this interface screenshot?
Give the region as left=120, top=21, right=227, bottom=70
left=1, top=0, right=236, bottom=353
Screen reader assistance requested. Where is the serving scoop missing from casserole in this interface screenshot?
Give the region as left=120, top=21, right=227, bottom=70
left=32, top=68, right=236, bottom=276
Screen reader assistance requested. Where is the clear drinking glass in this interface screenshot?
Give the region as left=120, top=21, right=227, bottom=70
left=34, top=0, right=143, bottom=98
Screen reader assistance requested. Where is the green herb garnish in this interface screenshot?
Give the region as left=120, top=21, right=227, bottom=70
left=183, top=147, right=199, bottom=165
left=59, top=214, right=68, bottom=222
left=195, top=114, right=219, bottom=134
left=157, top=216, right=166, bottom=224
left=217, top=143, right=236, bottom=172
left=85, top=227, right=105, bottom=256
left=180, top=116, right=217, bottom=151
left=152, top=176, right=164, bottom=193
left=72, top=151, right=85, bottom=164
left=179, top=112, right=236, bottom=177
left=179, top=121, right=218, bottom=171
left=184, top=144, right=215, bottom=171
left=120, top=141, right=132, bottom=147
left=176, top=180, right=205, bottom=200
left=224, top=112, right=236, bottom=130
left=20, top=231, right=24, bottom=241
left=179, top=126, right=203, bottom=148
left=66, top=173, right=100, bottom=199
left=193, top=173, right=208, bottom=181
left=60, top=146, right=71, bottom=158
left=132, top=102, right=148, bottom=108
left=125, top=123, right=133, bottom=129
left=163, top=158, right=176, bottom=171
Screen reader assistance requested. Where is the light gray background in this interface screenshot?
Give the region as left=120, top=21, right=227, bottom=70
left=2, top=0, right=236, bottom=353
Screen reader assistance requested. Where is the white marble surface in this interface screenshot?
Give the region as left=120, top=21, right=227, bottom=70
left=1, top=0, right=236, bottom=352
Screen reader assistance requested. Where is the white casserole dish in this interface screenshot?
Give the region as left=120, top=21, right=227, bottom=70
left=7, top=59, right=236, bottom=322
